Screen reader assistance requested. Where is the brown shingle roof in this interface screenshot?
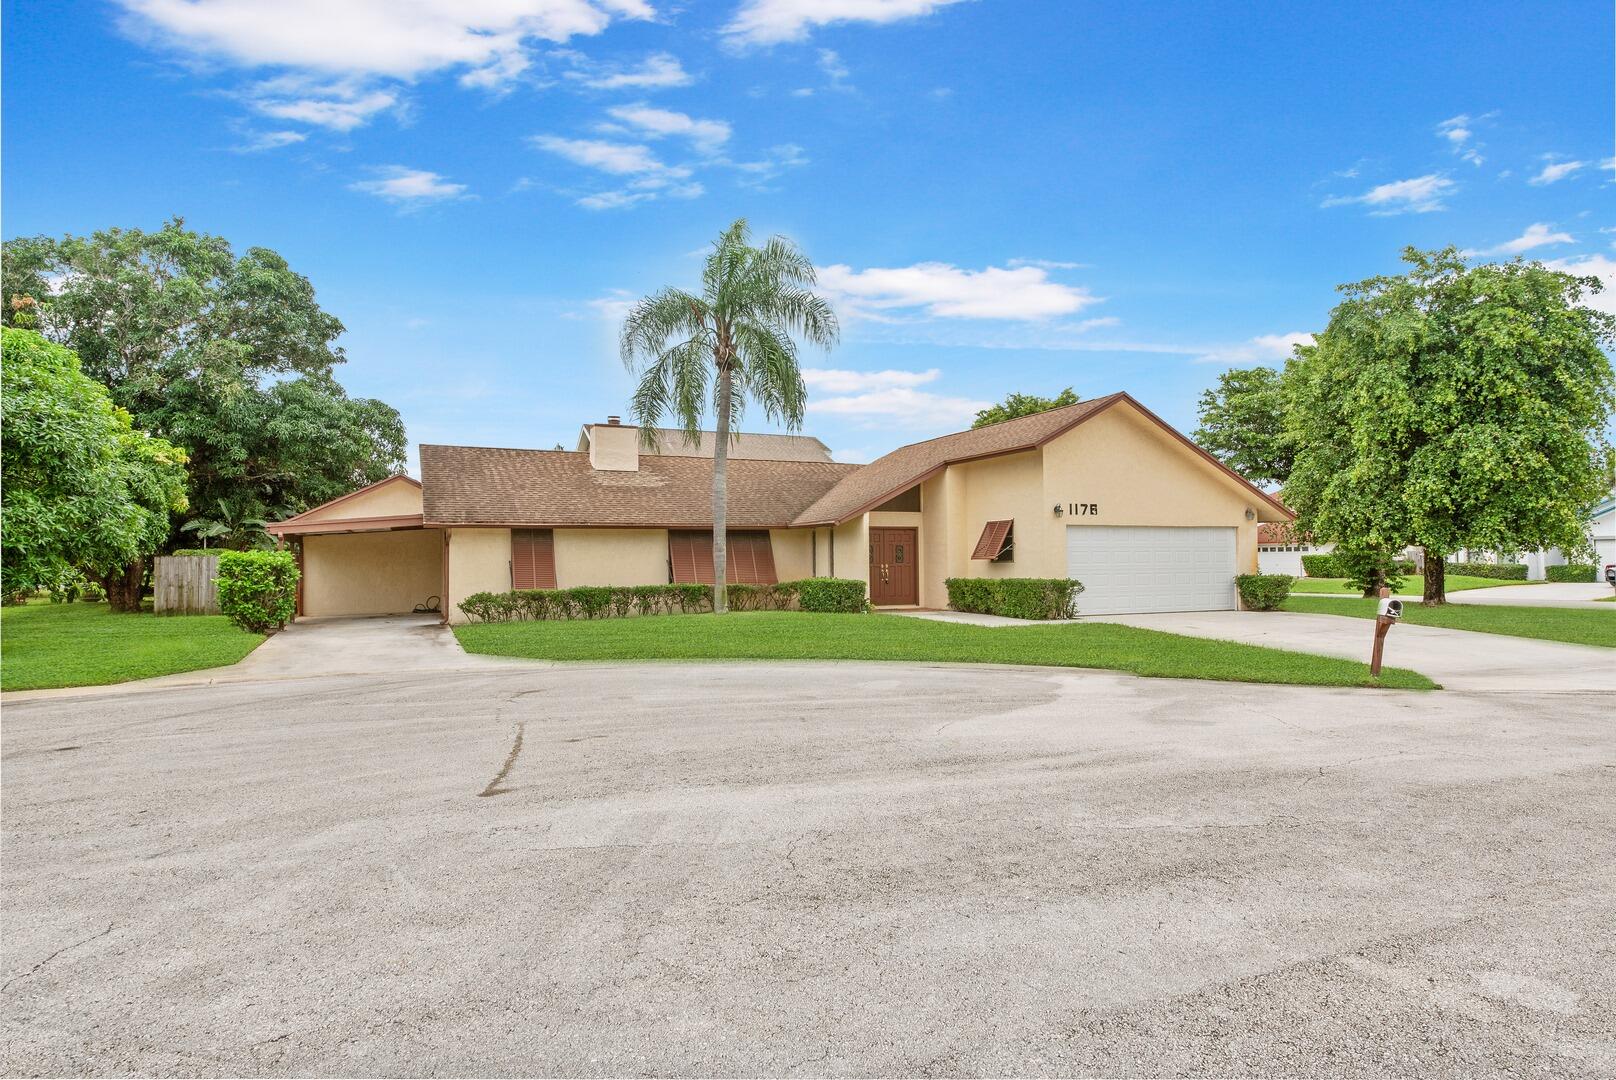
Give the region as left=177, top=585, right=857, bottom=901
left=580, top=426, right=834, bottom=462
left=791, top=395, right=1121, bottom=525
left=420, top=445, right=860, bottom=528
left=791, top=392, right=1292, bottom=525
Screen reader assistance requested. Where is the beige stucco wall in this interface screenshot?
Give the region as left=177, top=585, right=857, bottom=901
left=1038, top=403, right=1265, bottom=578
left=833, top=515, right=869, bottom=593
left=299, top=478, right=421, bottom=523
left=771, top=529, right=814, bottom=581
left=302, top=529, right=441, bottom=617
left=446, top=527, right=511, bottom=623
left=555, top=528, right=668, bottom=587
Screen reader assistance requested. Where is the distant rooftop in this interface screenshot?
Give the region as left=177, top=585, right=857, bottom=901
left=576, top=423, right=834, bottom=463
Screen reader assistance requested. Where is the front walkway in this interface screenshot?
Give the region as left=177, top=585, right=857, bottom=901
left=1088, top=609, right=1616, bottom=693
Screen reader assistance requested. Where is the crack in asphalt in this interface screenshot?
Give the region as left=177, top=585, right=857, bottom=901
left=2, top=923, right=115, bottom=992
left=479, top=721, right=527, bottom=798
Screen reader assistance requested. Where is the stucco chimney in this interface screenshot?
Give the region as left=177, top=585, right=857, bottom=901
left=588, top=417, right=639, bottom=471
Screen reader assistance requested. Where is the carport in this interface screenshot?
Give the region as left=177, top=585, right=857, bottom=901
left=266, top=476, right=446, bottom=619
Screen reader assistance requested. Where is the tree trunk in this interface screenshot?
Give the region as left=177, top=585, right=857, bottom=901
left=712, top=364, right=732, bottom=614
left=1423, top=548, right=1446, bottom=605
left=96, top=559, right=146, bottom=613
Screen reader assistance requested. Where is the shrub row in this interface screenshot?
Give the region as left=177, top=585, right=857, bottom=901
left=1235, top=573, right=1294, bottom=611
left=945, top=577, right=1083, bottom=620
left=1300, top=553, right=1417, bottom=578
left=215, top=550, right=298, bottom=632
left=1545, top=563, right=1596, bottom=583
left=457, top=577, right=868, bottom=623
left=1448, top=560, right=1527, bottom=581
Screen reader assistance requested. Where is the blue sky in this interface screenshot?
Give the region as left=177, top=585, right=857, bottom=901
left=4, top=0, right=1612, bottom=467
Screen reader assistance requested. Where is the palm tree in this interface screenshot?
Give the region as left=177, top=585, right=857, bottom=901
left=621, top=219, right=838, bottom=613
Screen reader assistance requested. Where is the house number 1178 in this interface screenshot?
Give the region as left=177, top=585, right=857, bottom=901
left=1069, top=503, right=1099, bottom=515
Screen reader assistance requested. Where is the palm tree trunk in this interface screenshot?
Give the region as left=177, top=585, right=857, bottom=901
left=712, top=364, right=732, bottom=614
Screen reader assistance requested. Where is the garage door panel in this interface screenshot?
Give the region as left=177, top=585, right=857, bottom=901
left=1067, top=526, right=1237, bottom=615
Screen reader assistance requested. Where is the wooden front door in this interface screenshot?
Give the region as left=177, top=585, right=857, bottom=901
left=869, top=527, right=918, bottom=606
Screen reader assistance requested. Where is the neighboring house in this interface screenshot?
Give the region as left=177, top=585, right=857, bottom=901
left=266, top=393, right=1291, bottom=622
left=1448, top=488, right=1616, bottom=579
left=1256, top=524, right=1333, bottom=577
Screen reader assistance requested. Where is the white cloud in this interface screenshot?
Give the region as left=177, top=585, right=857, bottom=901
left=1194, top=332, right=1313, bottom=366
left=233, top=129, right=306, bottom=152
left=605, top=104, right=731, bottom=151
left=1007, top=257, right=1084, bottom=270
left=732, top=143, right=809, bottom=187
left=1544, top=254, right=1616, bottom=316
left=118, top=0, right=651, bottom=81
left=562, top=50, right=694, bottom=89
left=587, top=288, right=637, bottom=319
left=818, top=48, right=851, bottom=89
left=1466, top=222, right=1575, bottom=257
left=1436, top=111, right=1492, bottom=165
left=723, top=0, right=967, bottom=46
left=1528, top=158, right=1587, bottom=186
left=248, top=79, right=399, bottom=131
left=816, top=261, right=1098, bottom=321
left=348, top=165, right=468, bottom=204
left=530, top=135, right=678, bottom=175
left=830, top=448, right=873, bottom=463
left=802, top=367, right=941, bottom=393
left=1321, top=173, right=1454, bottom=214
left=810, top=387, right=991, bottom=428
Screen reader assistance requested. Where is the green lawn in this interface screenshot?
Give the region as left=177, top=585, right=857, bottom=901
left=1282, top=596, right=1616, bottom=649
left=1289, top=574, right=1527, bottom=596
left=1, top=601, right=264, bottom=691
left=455, top=611, right=1436, bottom=690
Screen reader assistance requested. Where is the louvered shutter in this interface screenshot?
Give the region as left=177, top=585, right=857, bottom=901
left=971, top=520, right=1014, bottom=561
left=669, top=530, right=776, bottom=584
left=512, top=529, right=557, bottom=589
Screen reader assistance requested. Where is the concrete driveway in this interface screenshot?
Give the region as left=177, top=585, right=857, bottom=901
left=1092, top=610, right=1616, bottom=693
left=1448, top=582, right=1615, bottom=608
left=3, top=661, right=1613, bottom=1077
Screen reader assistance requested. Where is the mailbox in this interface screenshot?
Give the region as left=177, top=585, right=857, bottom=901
left=1377, top=597, right=1403, bottom=619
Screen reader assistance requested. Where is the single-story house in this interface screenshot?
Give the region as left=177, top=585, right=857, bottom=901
left=1448, top=489, right=1616, bottom=579
left=1256, top=523, right=1333, bottom=577
left=266, top=392, right=1291, bottom=622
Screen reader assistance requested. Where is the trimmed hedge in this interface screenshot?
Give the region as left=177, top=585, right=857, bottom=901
left=215, top=550, right=298, bottom=632
left=1448, top=560, right=1527, bottom=581
left=1300, top=553, right=1416, bottom=578
left=456, top=578, right=864, bottom=622
left=1236, top=573, right=1294, bottom=611
left=1299, top=553, right=1344, bottom=578
left=945, top=577, right=1083, bottom=620
left=168, top=548, right=217, bottom=558
left=1546, top=563, right=1596, bottom=583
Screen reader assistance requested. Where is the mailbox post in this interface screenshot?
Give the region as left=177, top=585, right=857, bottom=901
left=1369, top=585, right=1402, bottom=677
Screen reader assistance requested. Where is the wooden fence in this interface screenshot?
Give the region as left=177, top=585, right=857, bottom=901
left=153, top=554, right=220, bottom=615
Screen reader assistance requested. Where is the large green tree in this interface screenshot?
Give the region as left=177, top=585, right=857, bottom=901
left=2, top=329, right=189, bottom=610
left=1193, top=366, right=1294, bottom=487
left=972, top=387, right=1080, bottom=428
left=621, top=219, right=839, bottom=613
left=2, top=219, right=405, bottom=532
left=1283, top=247, right=1616, bottom=603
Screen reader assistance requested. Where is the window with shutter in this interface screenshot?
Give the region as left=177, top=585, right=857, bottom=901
left=668, top=530, right=777, bottom=584
left=971, top=519, right=1014, bottom=561
left=511, top=529, right=557, bottom=589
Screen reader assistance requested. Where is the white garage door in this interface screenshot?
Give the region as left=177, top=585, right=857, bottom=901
left=1066, top=526, right=1237, bottom=615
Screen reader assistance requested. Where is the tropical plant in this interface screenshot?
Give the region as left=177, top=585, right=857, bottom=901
left=972, top=388, right=1081, bottom=429
left=181, top=497, right=271, bottom=551
left=1, top=328, right=189, bottom=611
left=1283, top=247, right=1616, bottom=604
left=620, top=219, right=838, bottom=612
